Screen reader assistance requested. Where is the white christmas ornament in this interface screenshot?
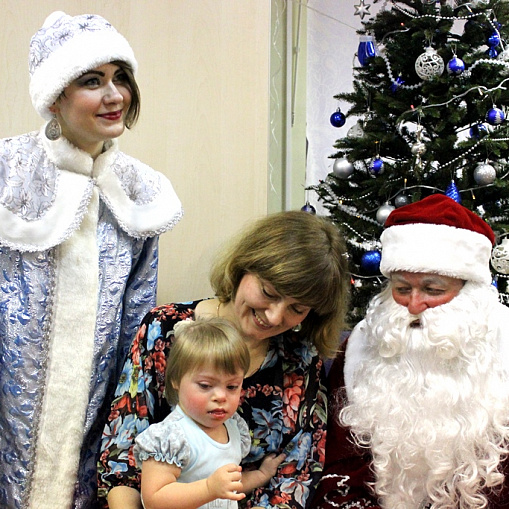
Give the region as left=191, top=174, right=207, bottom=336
left=473, top=162, right=496, bottom=185
left=347, top=121, right=365, bottom=139
left=415, top=47, right=444, bottom=80
left=491, top=238, right=509, bottom=274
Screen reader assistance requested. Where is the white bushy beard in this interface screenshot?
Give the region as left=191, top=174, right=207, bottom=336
left=341, top=282, right=509, bottom=509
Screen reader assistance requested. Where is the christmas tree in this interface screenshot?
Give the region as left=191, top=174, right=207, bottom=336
left=310, top=0, right=509, bottom=325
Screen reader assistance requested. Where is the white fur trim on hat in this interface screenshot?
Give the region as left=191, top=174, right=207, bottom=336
left=380, top=222, right=493, bottom=285
left=29, top=12, right=137, bottom=120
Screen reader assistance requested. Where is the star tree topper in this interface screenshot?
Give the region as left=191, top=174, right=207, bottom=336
left=354, top=0, right=371, bottom=20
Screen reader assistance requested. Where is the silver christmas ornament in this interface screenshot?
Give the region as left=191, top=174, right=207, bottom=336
left=347, top=121, right=365, bottom=139
left=411, top=141, right=426, bottom=156
left=473, top=162, right=496, bottom=185
left=332, top=157, right=354, bottom=179
left=395, top=193, right=411, bottom=208
left=491, top=238, right=509, bottom=274
left=376, top=203, right=395, bottom=225
left=415, top=47, right=444, bottom=81
left=354, top=0, right=371, bottom=19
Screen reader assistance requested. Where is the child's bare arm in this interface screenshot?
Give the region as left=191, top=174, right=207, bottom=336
left=141, top=459, right=245, bottom=509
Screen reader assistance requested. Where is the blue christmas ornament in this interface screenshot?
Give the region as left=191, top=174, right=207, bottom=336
left=369, top=157, right=384, bottom=175
left=487, top=46, right=499, bottom=58
left=390, top=75, right=405, bottom=94
left=361, top=250, right=382, bottom=275
left=301, top=202, right=316, bottom=214
left=445, top=182, right=461, bottom=203
left=358, top=35, right=377, bottom=66
left=447, top=56, right=465, bottom=76
left=330, top=109, right=346, bottom=128
left=486, top=107, right=505, bottom=126
left=487, top=31, right=501, bottom=57
left=469, top=123, right=488, bottom=139
left=488, top=31, right=500, bottom=47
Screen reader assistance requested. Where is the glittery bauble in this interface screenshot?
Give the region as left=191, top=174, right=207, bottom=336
left=330, top=110, right=346, bottom=128
left=415, top=47, right=444, bottom=81
left=486, top=107, right=505, bottom=126
left=473, top=162, right=496, bottom=185
left=445, top=182, right=461, bottom=203
left=469, top=123, right=488, bottom=139
left=376, top=203, right=395, bottom=225
left=361, top=250, right=381, bottom=275
left=411, top=141, right=426, bottom=156
left=333, top=157, right=354, bottom=179
left=395, top=193, right=411, bottom=208
left=369, top=157, right=384, bottom=175
left=447, top=56, right=465, bottom=76
left=301, top=202, right=317, bottom=214
left=491, top=238, right=509, bottom=274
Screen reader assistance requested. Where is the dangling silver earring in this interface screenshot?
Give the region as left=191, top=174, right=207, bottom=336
left=45, top=116, right=61, bottom=141
left=292, top=323, right=302, bottom=333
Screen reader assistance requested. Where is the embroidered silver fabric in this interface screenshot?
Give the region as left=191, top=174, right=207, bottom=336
left=111, top=154, right=160, bottom=205
left=0, top=133, right=57, bottom=220
left=0, top=203, right=160, bottom=508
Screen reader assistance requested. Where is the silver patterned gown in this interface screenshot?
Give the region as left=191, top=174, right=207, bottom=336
left=0, top=127, right=183, bottom=509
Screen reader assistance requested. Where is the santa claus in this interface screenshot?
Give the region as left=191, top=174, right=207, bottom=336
left=312, top=194, right=509, bottom=509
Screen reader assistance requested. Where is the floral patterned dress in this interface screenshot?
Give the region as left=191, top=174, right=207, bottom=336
left=97, top=301, right=328, bottom=509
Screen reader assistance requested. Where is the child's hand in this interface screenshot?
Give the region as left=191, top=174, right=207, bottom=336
left=206, top=463, right=245, bottom=501
left=259, top=452, right=286, bottom=480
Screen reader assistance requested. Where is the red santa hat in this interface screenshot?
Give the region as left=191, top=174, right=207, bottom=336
left=380, top=194, right=495, bottom=285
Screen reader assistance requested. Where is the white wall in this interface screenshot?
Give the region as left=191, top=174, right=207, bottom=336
left=0, top=0, right=272, bottom=303
left=305, top=1, right=382, bottom=211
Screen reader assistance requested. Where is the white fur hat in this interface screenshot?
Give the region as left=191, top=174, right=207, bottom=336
left=29, top=11, right=138, bottom=120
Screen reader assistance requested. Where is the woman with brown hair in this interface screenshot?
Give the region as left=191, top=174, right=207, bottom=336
left=98, top=210, right=350, bottom=509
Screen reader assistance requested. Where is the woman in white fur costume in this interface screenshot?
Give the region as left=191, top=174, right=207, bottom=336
left=0, top=11, right=182, bottom=509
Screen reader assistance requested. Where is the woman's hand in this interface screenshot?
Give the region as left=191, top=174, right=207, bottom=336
left=258, top=452, right=286, bottom=481
left=240, top=452, right=286, bottom=494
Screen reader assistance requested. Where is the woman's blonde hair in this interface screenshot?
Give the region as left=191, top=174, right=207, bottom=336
left=209, top=211, right=350, bottom=358
left=165, top=318, right=250, bottom=405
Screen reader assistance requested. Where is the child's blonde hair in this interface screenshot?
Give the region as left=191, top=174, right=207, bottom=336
left=165, top=317, right=250, bottom=405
